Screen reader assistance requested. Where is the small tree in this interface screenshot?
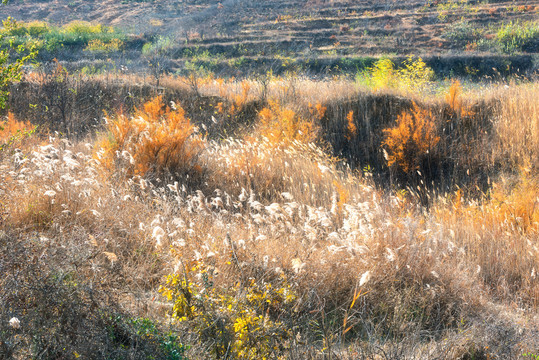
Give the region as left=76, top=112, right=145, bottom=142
left=0, top=23, right=37, bottom=110
left=142, top=36, right=174, bottom=88
left=40, top=60, right=77, bottom=135
left=397, top=55, right=434, bottom=92
left=181, top=60, right=214, bottom=97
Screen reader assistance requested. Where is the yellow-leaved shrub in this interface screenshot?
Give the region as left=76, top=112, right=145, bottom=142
left=160, top=260, right=296, bottom=359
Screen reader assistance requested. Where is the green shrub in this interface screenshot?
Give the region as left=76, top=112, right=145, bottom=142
left=142, top=36, right=174, bottom=56
left=27, top=21, right=50, bottom=37
left=63, top=20, right=111, bottom=35
left=443, top=20, right=483, bottom=46
left=0, top=18, right=125, bottom=51
left=84, top=38, right=124, bottom=53
left=129, top=318, right=188, bottom=360
left=54, top=22, right=121, bottom=46
left=496, top=21, right=539, bottom=53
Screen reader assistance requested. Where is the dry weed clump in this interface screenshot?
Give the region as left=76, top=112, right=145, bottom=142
left=434, top=170, right=539, bottom=306
left=437, top=214, right=538, bottom=308
left=203, top=137, right=354, bottom=205
left=0, top=230, right=188, bottom=360
left=0, top=134, right=176, bottom=291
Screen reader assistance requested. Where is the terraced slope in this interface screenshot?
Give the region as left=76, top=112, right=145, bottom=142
left=1, top=0, right=537, bottom=76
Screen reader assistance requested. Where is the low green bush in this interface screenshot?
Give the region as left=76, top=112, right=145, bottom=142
left=496, top=20, right=539, bottom=53
left=443, top=20, right=483, bottom=46
left=0, top=18, right=125, bottom=52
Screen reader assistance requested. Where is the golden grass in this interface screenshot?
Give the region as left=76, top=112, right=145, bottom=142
left=492, top=82, right=539, bottom=170
left=434, top=173, right=539, bottom=306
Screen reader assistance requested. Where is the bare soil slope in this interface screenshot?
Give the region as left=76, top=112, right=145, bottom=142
left=1, top=0, right=537, bottom=57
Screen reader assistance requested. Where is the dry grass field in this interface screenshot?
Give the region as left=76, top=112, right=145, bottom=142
left=1, top=67, right=538, bottom=358
left=1, top=0, right=539, bottom=358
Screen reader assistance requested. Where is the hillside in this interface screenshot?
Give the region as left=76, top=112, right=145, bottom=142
left=1, top=0, right=538, bottom=77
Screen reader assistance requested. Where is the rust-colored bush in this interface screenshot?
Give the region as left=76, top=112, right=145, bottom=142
left=382, top=103, right=440, bottom=173
left=345, top=110, right=357, bottom=140
left=257, top=100, right=318, bottom=145
left=97, top=95, right=204, bottom=180
left=0, top=112, right=33, bottom=144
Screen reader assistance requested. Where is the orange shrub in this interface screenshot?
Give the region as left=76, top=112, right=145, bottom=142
left=97, top=96, right=204, bottom=179
left=345, top=110, right=357, bottom=140
left=445, top=80, right=462, bottom=112
left=216, top=77, right=226, bottom=97
left=227, top=80, right=252, bottom=117
left=216, top=102, right=225, bottom=115
left=382, top=103, right=440, bottom=173
left=308, top=102, right=327, bottom=120
left=257, top=100, right=318, bottom=145
left=444, top=80, right=474, bottom=118
left=332, top=179, right=349, bottom=220
left=0, top=112, right=35, bottom=149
